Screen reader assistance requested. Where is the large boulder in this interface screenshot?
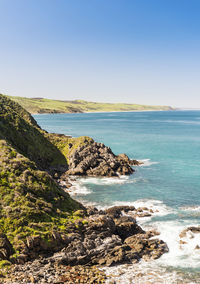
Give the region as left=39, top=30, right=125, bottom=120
left=67, top=142, right=135, bottom=177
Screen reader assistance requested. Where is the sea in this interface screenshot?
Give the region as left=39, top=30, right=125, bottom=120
left=34, top=110, right=200, bottom=284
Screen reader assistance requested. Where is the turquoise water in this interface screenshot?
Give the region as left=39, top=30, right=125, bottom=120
left=34, top=111, right=200, bottom=208
left=34, top=111, right=200, bottom=278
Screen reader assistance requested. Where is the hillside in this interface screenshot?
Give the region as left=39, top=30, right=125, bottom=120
left=0, top=94, right=85, bottom=262
left=0, top=95, right=67, bottom=169
left=6, top=95, right=174, bottom=114
left=0, top=94, right=136, bottom=263
left=0, top=94, right=168, bottom=281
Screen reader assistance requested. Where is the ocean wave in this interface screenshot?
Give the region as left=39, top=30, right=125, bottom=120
left=103, top=259, right=195, bottom=284
left=66, top=175, right=149, bottom=197
left=76, top=176, right=133, bottom=185
left=65, top=181, right=91, bottom=196
left=155, top=220, right=200, bottom=270
left=180, top=205, right=200, bottom=212
left=103, top=218, right=200, bottom=283
left=97, top=199, right=172, bottom=222
left=115, top=199, right=171, bottom=216
left=139, top=159, right=159, bottom=167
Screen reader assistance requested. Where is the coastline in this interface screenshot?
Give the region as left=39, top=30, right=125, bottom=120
left=64, top=176, right=200, bottom=284
left=32, top=109, right=176, bottom=115
left=1, top=94, right=200, bottom=284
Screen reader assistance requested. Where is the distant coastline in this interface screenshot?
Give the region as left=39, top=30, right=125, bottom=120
left=5, top=94, right=175, bottom=114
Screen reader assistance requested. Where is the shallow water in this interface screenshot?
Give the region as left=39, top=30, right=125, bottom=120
left=34, top=110, right=200, bottom=283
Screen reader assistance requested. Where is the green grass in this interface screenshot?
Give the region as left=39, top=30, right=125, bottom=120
left=0, top=139, right=83, bottom=253
left=0, top=94, right=67, bottom=169
left=0, top=94, right=92, bottom=258
left=5, top=95, right=174, bottom=114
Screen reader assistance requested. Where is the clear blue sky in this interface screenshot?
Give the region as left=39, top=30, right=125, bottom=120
left=0, top=0, right=200, bottom=107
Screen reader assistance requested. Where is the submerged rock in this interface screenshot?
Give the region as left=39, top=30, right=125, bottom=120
left=179, top=226, right=200, bottom=238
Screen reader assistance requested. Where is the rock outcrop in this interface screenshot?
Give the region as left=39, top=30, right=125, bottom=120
left=9, top=206, right=168, bottom=268
left=66, top=142, right=139, bottom=177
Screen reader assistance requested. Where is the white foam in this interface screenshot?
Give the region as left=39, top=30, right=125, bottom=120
left=103, top=260, right=189, bottom=284
left=111, top=199, right=172, bottom=217
left=76, top=176, right=150, bottom=188
left=180, top=205, right=200, bottom=212
left=76, top=175, right=134, bottom=186
left=139, top=159, right=159, bottom=167
left=153, top=220, right=200, bottom=269
left=102, top=218, right=200, bottom=283
left=64, top=181, right=91, bottom=196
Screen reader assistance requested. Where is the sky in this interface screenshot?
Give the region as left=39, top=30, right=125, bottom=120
left=0, top=0, right=200, bottom=108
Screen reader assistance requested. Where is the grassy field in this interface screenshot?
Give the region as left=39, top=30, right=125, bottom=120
left=6, top=95, right=174, bottom=114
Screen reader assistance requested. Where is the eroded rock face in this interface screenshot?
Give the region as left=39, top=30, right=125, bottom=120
left=0, top=234, right=14, bottom=260
left=66, top=142, right=137, bottom=177
left=3, top=206, right=168, bottom=273
left=55, top=208, right=168, bottom=267
left=12, top=206, right=167, bottom=268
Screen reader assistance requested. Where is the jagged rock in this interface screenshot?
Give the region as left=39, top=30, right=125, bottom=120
left=125, top=234, right=169, bottom=260
left=66, top=142, right=135, bottom=177
left=105, top=205, right=136, bottom=218
left=114, top=216, right=144, bottom=240
left=117, top=153, right=143, bottom=166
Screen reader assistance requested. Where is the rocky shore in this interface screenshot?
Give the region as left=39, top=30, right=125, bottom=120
left=0, top=94, right=169, bottom=283
left=1, top=205, right=168, bottom=283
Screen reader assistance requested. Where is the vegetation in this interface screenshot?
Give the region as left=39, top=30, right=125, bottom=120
left=47, top=133, right=94, bottom=163
left=0, top=95, right=67, bottom=169
left=0, top=93, right=172, bottom=260
left=5, top=95, right=174, bottom=114
left=0, top=94, right=89, bottom=257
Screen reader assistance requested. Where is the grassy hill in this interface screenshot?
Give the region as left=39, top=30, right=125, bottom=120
left=0, top=95, right=67, bottom=169
left=5, top=95, right=174, bottom=114
left=0, top=94, right=88, bottom=262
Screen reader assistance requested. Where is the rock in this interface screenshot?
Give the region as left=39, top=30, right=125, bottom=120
left=2, top=206, right=169, bottom=283
left=114, top=216, right=144, bottom=240
left=179, top=226, right=200, bottom=238
left=16, top=254, right=29, bottom=264
left=0, top=233, right=14, bottom=260
left=125, top=235, right=169, bottom=261
left=117, top=154, right=143, bottom=166
left=179, top=240, right=187, bottom=245
left=105, top=206, right=135, bottom=218
left=66, top=142, right=135, bottom=177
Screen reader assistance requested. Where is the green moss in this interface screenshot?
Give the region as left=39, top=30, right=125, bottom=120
left=47, top=133, right=93, bottom=162
left=0, top=260, right=11, bottom=269
left=0, top=139, right=83, bottom=253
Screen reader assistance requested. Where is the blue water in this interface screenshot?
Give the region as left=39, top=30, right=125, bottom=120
left=34, top=111, right=200, bottom=276
left=34, top=111, right=200, bottom=209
